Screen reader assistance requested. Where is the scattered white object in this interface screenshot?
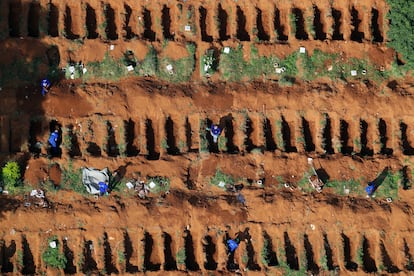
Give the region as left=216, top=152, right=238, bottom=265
left=49, top=241, right=57, bottom=248
left=127, top=65, right=134, bottom=72
left=310, top=224, right=315, bottom=230
left=327, top=65, right=333, bottom=71
left=386, top=197, right=392, bottom=203
left=184, top=25, right=191, bottom=31
left=69, top=66, right=75, bottom=74
left=273, top=62, right=279, bottom=68
left=218, top=181, right=226, bottom=187
left=70, top=74, right=75, bottom=79
left=299, top=47, right=306, bottom=54
left=204, top=64, right=211, bottom=73
left=166, top=64, right=173, bottom=71
left=307, top=157, right=313, bottom=165
left=275, top=68, right=283, bottom=74
left=82, top=68, right=87, bottom=74
left=149, top=181, right=156, bottom=189
left=126, top=182, right=134, bottom=189
left=284, top=183, right=290, bottom=188
left=223, top=47, right=230, bottom=54
left=110, top=44, right=115, bottom=50
left=351, top=70, right=357, bottom=76
left=344, top=187, right=350, bottom=195
left=2, top=190, right=8, bottom=195
left=361, top=69, right=367, bottom=75
left=257, top=179, right=263, bottom=186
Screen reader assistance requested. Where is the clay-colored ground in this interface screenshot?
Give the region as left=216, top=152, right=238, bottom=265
left=1, top=0, right=414, bottom=275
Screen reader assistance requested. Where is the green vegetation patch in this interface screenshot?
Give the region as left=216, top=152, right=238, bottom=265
left=209, top=169, right=235, bottom=188
left=386, top=0, right=414, bottom=69
left=42, top=236, right=67, bottom=269
left=147, top=176, right=170, bottom=194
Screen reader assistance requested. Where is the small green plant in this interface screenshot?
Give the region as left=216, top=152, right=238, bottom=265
left=42, top=236, right=67, bottom=269
left=289, top=13, right=297, bottom=36
left=61, top=160, right=86, bottom=194
left=147, top=176, right=170, bottom=194
left=139, top=46, right=159, bottom=76
left=297, top=171, right=314, bottom=193
left=159, top=43, right=196, bottom=82
left=176, top=248, right=186, bottom=265
left=325, top=178, right=364, bottom=196
left=374, top=170, right=400, bottom=200
left=275, top=120, right=285, bottom=151
left=61, top=127, right=72, bottom=150
left=261, top=238, right=270, bottom=267
left=218, top=136, right=228, bottom=152
left=242, top=251, right=248, bottom=264
left=117, top=249, right=125, bottom=264
left=160, top=138, right=169, bottom=150
left=209, top=169, right=235, bottom=188
left=85, top=52, right=127, bottom=81
left=16, top=249, right=23, bottom=271
left=1, top=161, right=21, bottom=193
left=319, top=250, right=328, bottom=271
left=178, top=140, right=187, bottom=153
left=356, top=240, right=364, bottom=268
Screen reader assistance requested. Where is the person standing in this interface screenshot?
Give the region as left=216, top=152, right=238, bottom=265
left=209, top=124, right=222, bottom=143
left=41, top=79, right=51, bottom=96
left=48, top=129, right=59, bottom=157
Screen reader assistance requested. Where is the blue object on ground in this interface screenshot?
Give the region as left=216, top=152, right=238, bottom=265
left=227, top=239, right=239, bottom=253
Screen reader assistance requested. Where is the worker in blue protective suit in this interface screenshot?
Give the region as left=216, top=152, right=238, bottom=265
left=209, top=124, right=222, bottom=143
left=365, top=182, right=376, bottom=197
left=48, top=129, right=59, bottom=157
left=226, top=237, right=240, bottom=254
left=41, top=79, right=51, bottom=96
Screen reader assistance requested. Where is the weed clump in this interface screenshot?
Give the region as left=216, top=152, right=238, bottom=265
left=1, top=161, right=21, bottom=193
left=209, top=169, right=234, bottom=188
left=42, top=236, right=67, bottom=269
left=147, top=176, right=170, bottom=194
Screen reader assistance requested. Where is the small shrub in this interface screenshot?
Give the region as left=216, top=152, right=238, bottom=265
left=61, top=161, right=86, bottom=194
left=176, top=248, right=186, bottom=265
left=42, top=236, right=67, bottom=269
left=325, top=178, right=364, bottom=196
left=139, top=46, right=159, bottom=76
left=85, top=52, right=126, bottom=81
left=375, top=170, right=400, bottom=199
left=1, top=161, right=21, bottom=193
left=209, top=169, right=234, bottom=188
